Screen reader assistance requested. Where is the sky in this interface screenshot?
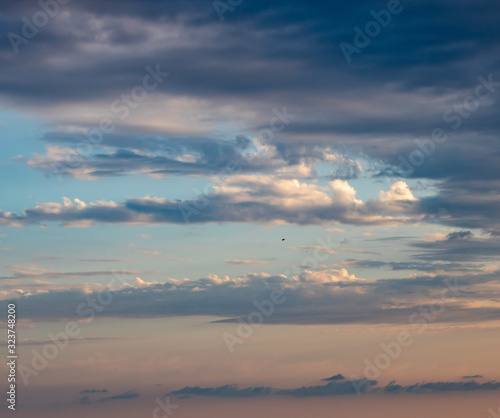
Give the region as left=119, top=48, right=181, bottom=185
left=1, top=0, right=500, bottom=417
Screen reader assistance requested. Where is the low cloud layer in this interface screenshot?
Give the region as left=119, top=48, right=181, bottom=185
left=2, top=266, right=500, bottom=325
left=171, top=378, right=500, bottom=398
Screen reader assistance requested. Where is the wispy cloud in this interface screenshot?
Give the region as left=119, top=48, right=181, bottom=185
left=0, top=264, right=149, bottom=281
left=225, top=259, right=271, bottom=266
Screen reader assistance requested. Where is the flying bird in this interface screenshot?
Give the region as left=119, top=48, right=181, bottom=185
left=282, top=238, right=285, bottom=241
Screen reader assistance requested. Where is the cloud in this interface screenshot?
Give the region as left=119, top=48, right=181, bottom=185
left=323, top=374, right=345, bottom=381
left=447, top=231, right=473, bottom=241
left=1, top=0, right=499, bottom=238
left=3, top=266, right=500, bottom=326
left=276, top=380, right=375, bottom=397
left=80, top=389, right=108, bottom=394
left=299, top=268, right=367, bottom=284
left=172, top=385, right=272, bottom=398
left=134, top=250, right=162, bottom=256
left=0, top=337, right=126, bottom=347
left=288, top=246, right=338, bottom=255
left=343, top=259, right=481, bottom=273
left=0, top=179, right=419, bottom=227
left=380, top=181, right=417, bottom=203
left=225, top=259, right=271, bottom=266
left=171, top=378, right=500, bottom=398
left=418, top=177, right=500, bottom=231
left=97, top=391, right=140, bottom=402
left=77, top=389, right=139, bottom=404
left=79, top=258, right=130, bottom=263
left=383, top=380, right=500, bottom=394
left=22, top=135, right=359, bottom=181
left=411, top=233, right=500, bottom=262
left=172, top=380, right=373, bottom=398
left=0, top=264, right=148, bottom=281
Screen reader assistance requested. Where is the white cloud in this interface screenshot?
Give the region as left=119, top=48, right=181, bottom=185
left=0, top=178, right=420, bottom=227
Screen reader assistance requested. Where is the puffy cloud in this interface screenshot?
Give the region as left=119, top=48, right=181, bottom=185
left=0, top=179, right=419, bottom=227
left=380, top=181, right=417, bottom=203
left=299, top=268, right=367, bottom=284
left=133, top=277, right=160, bottom=288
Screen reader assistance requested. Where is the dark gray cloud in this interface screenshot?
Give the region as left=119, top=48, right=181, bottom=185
left=97, top=391, right=139, bottom=402
left=172, top=385, right=272, bottom=398
left=411, top=233, right=500, bottom=262
left=80, top=389, right=108, bottom=394
left=418, top=179, right=500, bottom=231
left=2, top=0, right=499, bottom=105
left=171, top=378, right=500, bottom=398
left=323, top=374, right=345, bottom=381
left=447, top=231, right=473, bottom=241
left=276, top=380, right=373, bottom=397
left=172, top=380, right=375, bottom=398
left=383, top=380, right=500, bottom=394
left=78, top=388, right=136, bottom=406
